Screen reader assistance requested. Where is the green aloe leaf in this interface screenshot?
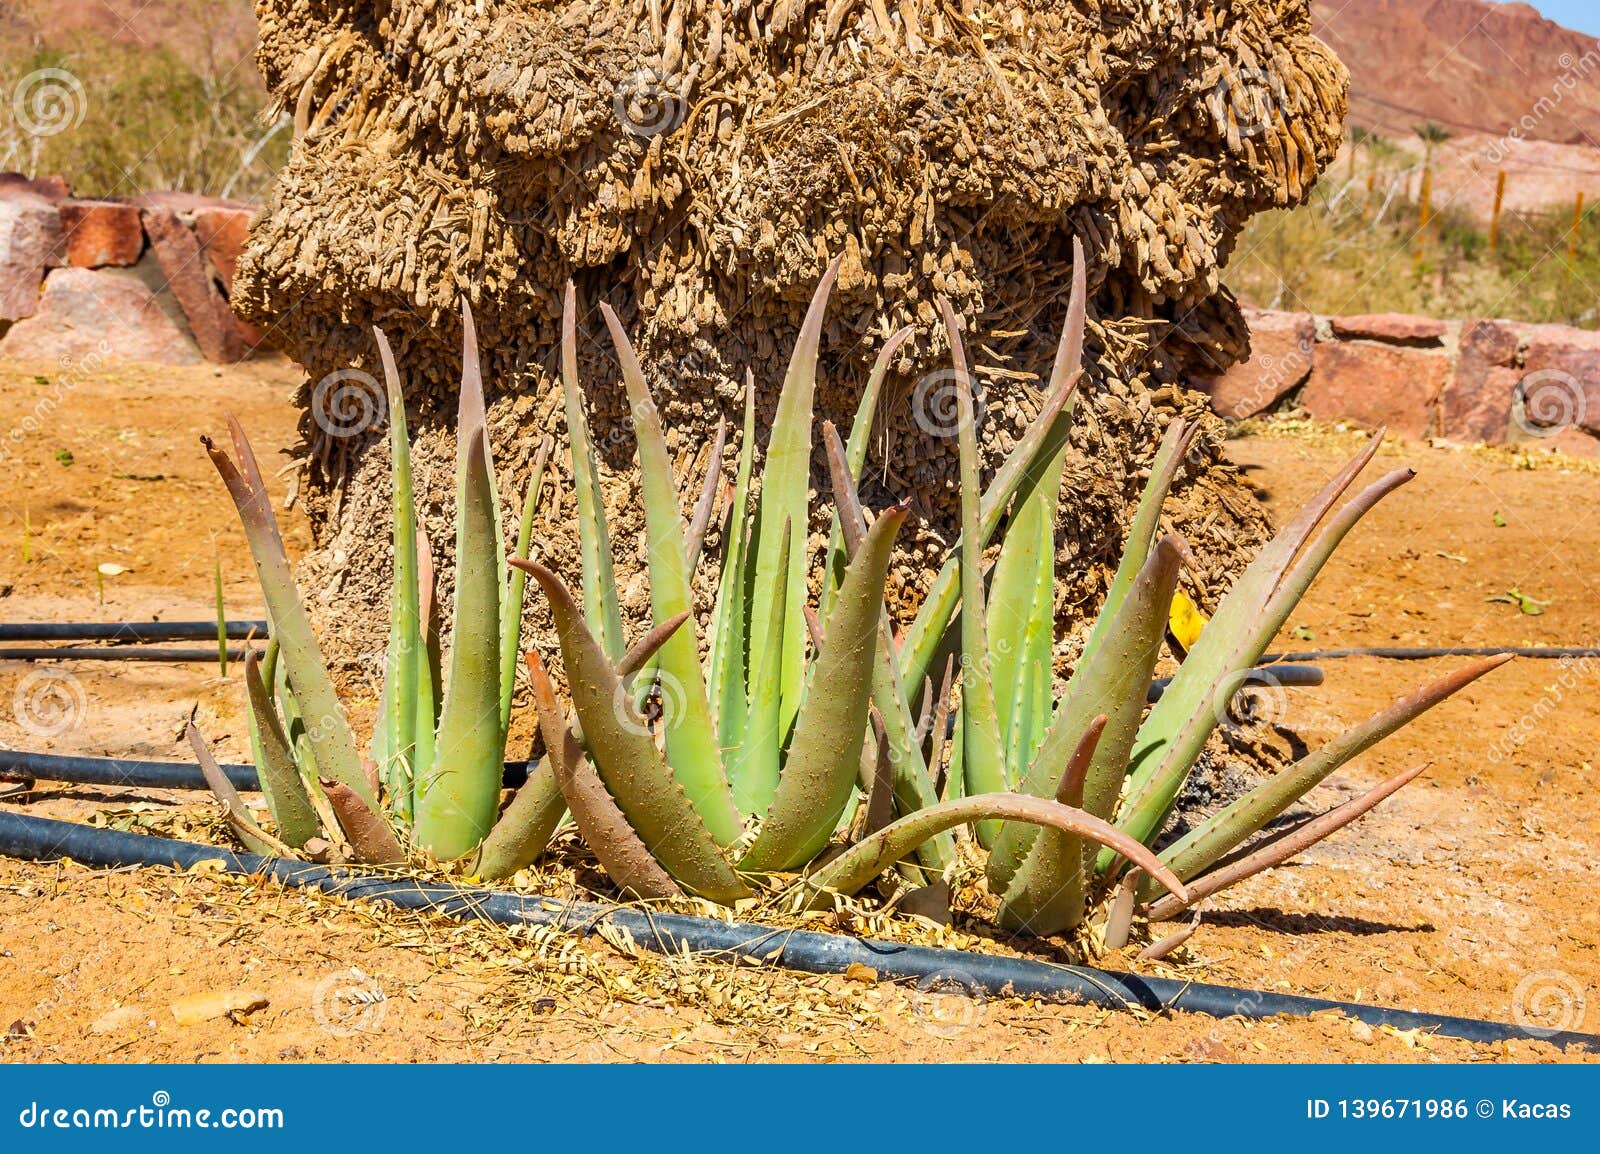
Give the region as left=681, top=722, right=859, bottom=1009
left=410, top=514, right=441, bottom=808
left=322, top=777, right=407, bottom=864
left=1119, top=435, right=1386, bottom=807
left=708, top=376, right=757, bottom=756
left=264, top=645, right=345, bottom=840
left=1115, top=457, right=1412, bottom=854
left=798, top=791, right=1189, bottom=909
left=897, top=241, right=1089, bottom=691
left=516, top=559, right=749, bottom=903
left=989, top=535, right=1186, bottom=894
left=500, top=437, right=551, bottom=740
left=599, top=304, right=742, bottom=845
left=203, top=427, right=368, bottom=808
left=561, top=282, right=626, bottom=662
left=992, top=715, right=1107, bottom=935
left=730, top=525, right=789, bottom=816
left=373, top=326, right=422, bottom=818
left=1024, top=490, right=1056, bottom=758
left=412, top=303, right=506, bottom=861
left=822, top=424, right=953, bottom=871
left=941, top=300, right=1007, bottom=845
left=821, top=325, right=914, bottom=621
left=739, top=503, right=909, bottom=873
left=1151, top=655, right=1512, bottom=892
left=224, top=414, right=284, bottom=550
left=524, top=650, right=684, bottom=899
left=985, top=460, right=1053, bottom=775
left=1147, top=762, right=1432, bottom=921
left=748, top=257, right=841, bottom=735
left=1258, top=470, right=1417, bottom=644
left=188, top=722, right=291, bottom=858
left=243, top=649, right=320, bottom=848
left=1078, top=417, right=1196, bottom=668
left=472, top=752, right=565, bottom=881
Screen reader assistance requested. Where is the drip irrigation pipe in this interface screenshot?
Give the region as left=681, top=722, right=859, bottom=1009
left=0, top=647, right=254, bottom=663
left=0, top=810, right=1592, bottom=1053
left=1147, top=664, right=1322, bottom=702
left=0, top=749, right=529, bottom=793
left=1265, top=646, right=1600, bottom=662
left=3, top=623, right=1594, bottom=666
left=0, top=621, right=268, bottom=643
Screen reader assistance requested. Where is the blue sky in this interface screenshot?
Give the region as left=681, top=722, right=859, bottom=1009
left=1513, top=1, right=1600, bottom=38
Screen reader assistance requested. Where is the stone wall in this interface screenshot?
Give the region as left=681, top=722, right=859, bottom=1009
left=1192, top=307, right=1600, bottom=457
left=0, top=174, right=260, bottom=366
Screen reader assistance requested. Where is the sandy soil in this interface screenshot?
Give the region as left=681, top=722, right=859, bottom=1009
left=1, top=359, right=1597, bottom=1063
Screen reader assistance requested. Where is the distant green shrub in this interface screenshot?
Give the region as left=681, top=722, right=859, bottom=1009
left=1231, top=167, right=1600, bottom=329
left=2, top=34, right=285, bottom=201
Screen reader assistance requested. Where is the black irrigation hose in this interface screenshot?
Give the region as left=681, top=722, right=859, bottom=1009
left=1147, top=664, right=1323, bottom=702
left=0, top=647, right=255, bottom=663
left=2, top=623, right=1593, bottom=667
left=1267, top=646, right=1600, bottom=662
left=0, top=811, right=1593, bottom=1053
left=0, top=749, right=530, bottom=793
left=0, top=750, right=259, bottom=792
left=0, top=621, right=269, bottom=643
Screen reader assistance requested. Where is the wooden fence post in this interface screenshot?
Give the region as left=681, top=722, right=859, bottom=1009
left=1568, top=191, right=1586, bottom=266
left=1488, top=170, right=1506, bottom=253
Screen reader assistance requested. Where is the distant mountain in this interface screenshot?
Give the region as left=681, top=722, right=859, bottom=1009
left=6, top=0, right=257, bottom=67
left=1316, top=0, right=1600, bottom=147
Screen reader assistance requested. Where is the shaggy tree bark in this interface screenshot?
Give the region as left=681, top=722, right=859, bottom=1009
left=232, top=0, right=1347, bottom=689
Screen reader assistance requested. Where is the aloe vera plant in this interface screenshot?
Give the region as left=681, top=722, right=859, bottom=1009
left=526, top=252, right=1506, bottom=938
left=199, top=248, right=1504, bottom=947
left=513, top=267, right=1186, bottom=910
left=197, top=302, right=565, bottom=873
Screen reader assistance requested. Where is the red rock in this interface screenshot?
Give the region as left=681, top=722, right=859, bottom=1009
left=141, top=207, right=245, bottom=363
left=0, top=189, right=66, bottom=321
left=1509, top=421, right=1600, bottom=458
left=1511, top=328, right=1600, bottom=438
left=0, top=173, right=70, bottom=201
left=191, top=205, right=255, bottom=293
left=1191, top=309, right=1315, bottom=419
left=125, top=189, right=251, bottom=215
left=59, top=199, right=145, bottom=268
left=1300, top=341, right=1449, bottom=439
left=1439, top=320, right=1525, bottom=443
left=1329, top=313, right=1448, bottom=345
left=0, top=267, right=201, bottom=365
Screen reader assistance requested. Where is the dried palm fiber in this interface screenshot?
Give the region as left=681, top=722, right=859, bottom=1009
left=233, top=0, right=1347, bottom=688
